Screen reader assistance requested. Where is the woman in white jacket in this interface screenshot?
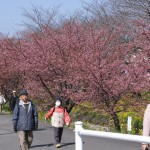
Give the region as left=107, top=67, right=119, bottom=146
left=0, top=91, right=6, bottom=114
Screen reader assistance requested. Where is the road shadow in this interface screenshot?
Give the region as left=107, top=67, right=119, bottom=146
left=31, top=143, right=53, bottom=148
left=35, top=128, right=47, bottom=131
left=45, top=126, right=53, bottom=129
left=0, top=132, right=15, bottom=136
left=0, top=113, right=11, bottom=115
left=34, top=127, right=53, bottom=132
left=61, top=142, right=75, bottom=147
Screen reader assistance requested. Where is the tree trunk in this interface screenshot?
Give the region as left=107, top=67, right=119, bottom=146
left=110, top=111, right=121, bottom=132
left=66, top=102, right=76, bottom=114
left=65, top=98, right=76, bottom=114
left=38, top=75, right=55, bottom=99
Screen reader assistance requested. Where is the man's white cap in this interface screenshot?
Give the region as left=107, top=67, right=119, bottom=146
left=13, top=90, right=16, bottom=93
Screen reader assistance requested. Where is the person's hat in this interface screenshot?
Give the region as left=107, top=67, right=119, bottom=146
left=13, top=90, right=16, bottom=93
left=19, top=90, right=28, bottom=96
left=55, top=97, right=62, bottom=103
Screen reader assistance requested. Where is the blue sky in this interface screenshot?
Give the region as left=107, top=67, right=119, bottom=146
left=0, top=0, right=93, bottom=35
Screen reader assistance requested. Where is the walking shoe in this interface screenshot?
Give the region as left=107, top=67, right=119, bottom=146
left=56, top=143, right=61, bottom=148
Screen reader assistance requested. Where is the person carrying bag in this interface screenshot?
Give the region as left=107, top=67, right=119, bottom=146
left=45, top=97, right=70, bottom=148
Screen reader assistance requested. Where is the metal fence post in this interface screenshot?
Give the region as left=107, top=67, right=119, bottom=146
left=75, top=121, right=83, bottom=150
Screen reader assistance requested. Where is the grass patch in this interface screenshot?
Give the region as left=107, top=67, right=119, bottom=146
left=2, top=103, right=11, bottom=113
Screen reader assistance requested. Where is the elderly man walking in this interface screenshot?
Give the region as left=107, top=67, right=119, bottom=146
left=12, top=90, right=38, bottom=150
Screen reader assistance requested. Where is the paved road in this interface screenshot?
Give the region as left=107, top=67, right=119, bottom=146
left=0, top=113, right=141, bottom=150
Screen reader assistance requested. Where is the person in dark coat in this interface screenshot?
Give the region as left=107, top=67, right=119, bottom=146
left=9, top=90, right=18, bottom=112
left=12, top=90, right=38, bottom=150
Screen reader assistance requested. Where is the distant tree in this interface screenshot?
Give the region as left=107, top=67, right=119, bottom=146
left=0, top=35, right=23, bottom=98
left=81, top=0, right=128, bottom=29
left=22, top=5, right=62, bottom=33
left=109, top=0, right=150, bottom=22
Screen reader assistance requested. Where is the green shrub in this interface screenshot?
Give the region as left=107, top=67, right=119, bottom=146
left=70, top=101, right=110, bottom=130
left=118, top=112, right=143, bottom=135
left=38, top=111, right=51, bottom=123
left=3, top=103, right=11, bottom=113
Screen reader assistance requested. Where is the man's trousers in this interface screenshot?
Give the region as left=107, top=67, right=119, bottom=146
left=18, top=131, right=33, bottom=150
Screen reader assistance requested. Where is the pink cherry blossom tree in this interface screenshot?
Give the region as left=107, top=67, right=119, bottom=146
left=0, top=17, right=149, bottom=131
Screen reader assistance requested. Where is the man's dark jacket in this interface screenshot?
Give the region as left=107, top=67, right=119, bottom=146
left=9, top=96, right=18, bottom=111
left=12, top=100, right=38, bottom=131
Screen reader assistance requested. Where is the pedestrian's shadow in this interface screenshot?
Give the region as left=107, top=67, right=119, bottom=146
left=0, top=132, right=14, bottom=136
left=31, top=143, right=53, bottom=148
left=45, top=126, right=53, bottom=129
left=35, top=128, right=47, bottom=131
left=61, top=142, right=75, bottom=147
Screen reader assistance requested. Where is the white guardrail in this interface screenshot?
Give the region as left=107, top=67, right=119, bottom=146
left=75, top=121, right=150, bottom=150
